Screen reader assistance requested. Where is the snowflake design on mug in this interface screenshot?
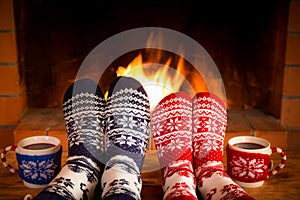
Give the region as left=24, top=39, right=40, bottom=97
left=19, top=158, right=57, bottom=183
left=230, top=155, right=267, bottom=180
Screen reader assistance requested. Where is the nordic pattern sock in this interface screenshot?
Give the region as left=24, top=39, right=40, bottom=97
left=34, top=78, right=106, bottom=200
left=192, top=92, right=254, bottom=200
left=152, top=92, right=197, bottom=200
left=101, top=76, right=150, bottom=200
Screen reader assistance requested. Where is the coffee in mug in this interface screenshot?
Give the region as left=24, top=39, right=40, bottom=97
left=233, top=142, right=265, bottom=149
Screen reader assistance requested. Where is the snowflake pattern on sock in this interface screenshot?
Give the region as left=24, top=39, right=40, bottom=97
left=63, top=81, right=106, bottom=162
left=101, top=76, right=150, bottom=200
left=192, top=92, right=255, bottom=200
left=152, top=92, right=197, bottom=200
left=34, top=78, right=106, bottom=200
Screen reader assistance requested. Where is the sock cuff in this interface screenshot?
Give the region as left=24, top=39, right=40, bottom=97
left=101, top=155, right=142, bottom=200
left=42, top=163, right=100, bottom=200
left=162, top=161, right=197, bottom=200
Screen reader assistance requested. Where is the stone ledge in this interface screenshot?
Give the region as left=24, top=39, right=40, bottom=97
left=226, top=109, right=287, bottom=150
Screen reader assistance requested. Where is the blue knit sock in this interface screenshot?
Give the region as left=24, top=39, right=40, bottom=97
left=34, top=78, right=106, bottom=200
left=101, top=76, right=150, bottom=200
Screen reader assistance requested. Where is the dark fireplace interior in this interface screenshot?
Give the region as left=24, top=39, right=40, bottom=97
left=13, top=0, right=289, bottom=118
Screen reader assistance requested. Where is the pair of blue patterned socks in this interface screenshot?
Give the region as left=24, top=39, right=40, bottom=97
left=33, top=77, right=150, bottom=200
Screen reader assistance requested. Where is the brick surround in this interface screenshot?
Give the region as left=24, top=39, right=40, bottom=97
left=0, top=0, right=27, bottom=147
left=281, top=0, right=300, bottom=150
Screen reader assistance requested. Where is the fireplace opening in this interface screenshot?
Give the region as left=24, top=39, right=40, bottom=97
left=13, top=0, right=288, bottom=119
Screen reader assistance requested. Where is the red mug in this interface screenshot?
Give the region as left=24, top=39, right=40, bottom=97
left=226, top=136, right=287, bottom=188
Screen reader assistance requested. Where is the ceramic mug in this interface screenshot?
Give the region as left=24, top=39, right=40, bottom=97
left=1, top=136, right=62, bottom=188
left=226, top=136, right=287, bottom=188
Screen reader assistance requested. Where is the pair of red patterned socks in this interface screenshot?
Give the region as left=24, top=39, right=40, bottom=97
left=152, top=92, right=255, bottom=200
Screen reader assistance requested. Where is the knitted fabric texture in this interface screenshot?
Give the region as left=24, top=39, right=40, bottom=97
left=152, top=92, right=197, bottom=200
left=101, top=76, right=150, bottom=200
left=192, top=92, right=255, bottom=200
left=34, top=78, right=106, bottom=200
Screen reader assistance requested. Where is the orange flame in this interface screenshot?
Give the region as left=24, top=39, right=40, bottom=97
left=110, top=31, right=208, bottom=110
left=115, top=52, right=187, bottom=110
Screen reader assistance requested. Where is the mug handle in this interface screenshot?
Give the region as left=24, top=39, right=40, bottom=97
left=267, top=147, right=287, bottom=178
left=1, top=146, right=18, bottom=175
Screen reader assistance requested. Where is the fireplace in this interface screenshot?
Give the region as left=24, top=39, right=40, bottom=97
left=1, top=0, right=300, bottom=150
left=11, top=0, right=287, bottom=114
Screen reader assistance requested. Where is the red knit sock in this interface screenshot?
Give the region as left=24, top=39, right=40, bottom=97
left=152, top=92, right=197, bottom=200
left=192, top=92, right=255, bottom=200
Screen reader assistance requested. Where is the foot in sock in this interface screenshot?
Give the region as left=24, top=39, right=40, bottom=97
left=192, top=92, right=255, bottom=200
left=101, top=76, right=151, bottom=200
left=34, top=78, right=106, bottom=200
left=152, top=92, right=197, bottom=200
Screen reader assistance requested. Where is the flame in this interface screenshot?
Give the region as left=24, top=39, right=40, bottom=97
left=115, top=52, right=187, bottom=110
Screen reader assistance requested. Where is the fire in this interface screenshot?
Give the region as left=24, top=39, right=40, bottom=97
left=104, top=31, right=208, bottom=110
left=115, top=52, right=187, bottom=110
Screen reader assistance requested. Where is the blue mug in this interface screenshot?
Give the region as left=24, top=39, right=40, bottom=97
left=1, top=136, right=62, bottom=188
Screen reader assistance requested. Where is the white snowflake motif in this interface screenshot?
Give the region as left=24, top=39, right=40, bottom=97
left=69, top=132, right=80, bottom=147
left=205, top=118, right=219, bottom=133
left=202, top=139, right=219, bottom=153
left=125, top=136, right=136, bottom=147
left=152, top=123, right=164, bottom=137
left=114, top=135, right=127, bottom=145
left=167, top=138, right=185, bottom=151
left=185, top=118, right=193, bottom=132
left=21, top=159, right=57, bottom=182
left=82, top=132, right=103, bottom=150
left=89, top=117, right=101, bottom=131
left=75, top=118, right=87, bottom=130
left=193, top=117, right=201, bottom=133
left=193, top=142, right=201, bottom=154
left=231, top=156, right=266, bottom=179
left=106, top=116, right=115, bottom=131
left=156, top=144, right=166, bottom=158
left=166, top=117, right=181, bottom=132
left=138, top=119, right=149, bottom=134
left=118, top=116, right=136, bottom=129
